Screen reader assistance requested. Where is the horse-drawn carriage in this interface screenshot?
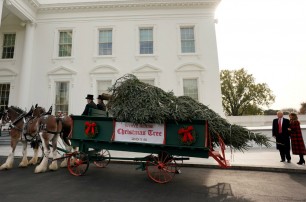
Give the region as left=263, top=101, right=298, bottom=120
left=0, top=75, right=272, bottom=183
left=0, top=104, right=229, bottom=183
left=66, top=108, right=230, bottom=183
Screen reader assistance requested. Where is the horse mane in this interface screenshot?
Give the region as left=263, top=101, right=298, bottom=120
left=8, top=106, right=27, bottom=125
left=10, top=106, right=26, bottom=114
left=34, top=106, right=46, bottom=113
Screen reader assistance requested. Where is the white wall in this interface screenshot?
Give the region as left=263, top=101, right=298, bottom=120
left=8, top=3, right=223, bottom=115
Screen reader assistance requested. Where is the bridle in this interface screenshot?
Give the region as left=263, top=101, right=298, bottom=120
left=1, top=109, right=11, bottom=125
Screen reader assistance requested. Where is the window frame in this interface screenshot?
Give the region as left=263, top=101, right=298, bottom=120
left=47, top=69, right=75, bottom=116
left=139, top=27, right=154, bottom=55
left=93, top=26, right=116, bottom=60
left=182, top=78, right=199, bottom=101
left=52, top=28, right=75, bottom=60
left=98, top=28, right=113, bottom=56
left=96, top=79, right=112, bottom=95
left=1, top=33, right=16, bottom=59
left=135, top=25, right=157, bottom=58
left=177, top=24, right=199, bottom=56
left=0, top=83, right=11, bottom=110
left=58, top=30, right=73, bottom=57
left=54, top=81, right=70, bottom=115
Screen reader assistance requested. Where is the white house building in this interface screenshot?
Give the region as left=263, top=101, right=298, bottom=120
left=0, top=0, right=223, bottom=116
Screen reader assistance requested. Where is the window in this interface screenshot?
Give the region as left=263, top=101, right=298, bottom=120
left=99, top=29, right=112, bottom=55
left=55, top=82, right=69, bottom=115
left=139, top=28, right=153, bottom=54
left=0, top=84, right=10, bottom=110
left=97, top=80, right=112, bottom=95
left=97, top=80, right=112, bottom=105
left=140, top=79, right=154, bottom=86
left=183, top=79, right=198, bottom=101
left=58, top=31, right=72, bottom=57
left=2, top=34, right=16, bottom=59
left=180, top=27, right=195, bottom=53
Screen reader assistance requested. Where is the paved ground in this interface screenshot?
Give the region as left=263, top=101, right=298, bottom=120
left=1, top=160, right=306, bottom=202
left=0, top=141, right=305, bottom=173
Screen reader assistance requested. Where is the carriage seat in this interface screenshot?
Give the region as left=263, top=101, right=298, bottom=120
left=88, top=108, right=107, bottom=117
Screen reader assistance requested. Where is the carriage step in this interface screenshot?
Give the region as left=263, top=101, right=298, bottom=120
left=211, top=151, right=224, bottom=160
left=209, top=150, right=230, bottom=168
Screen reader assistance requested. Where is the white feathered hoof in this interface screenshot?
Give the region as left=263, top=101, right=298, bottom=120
left=18, top=160, right=29, bottom=168
left=49, top=161, right=58, bottom=171
left=0, top=163, right=13, bottom=170
left=60, top=159, right=68, bottom=168
left=29, top=157, right=38, bottom=165
left=34, top=160, right=48, bottom=173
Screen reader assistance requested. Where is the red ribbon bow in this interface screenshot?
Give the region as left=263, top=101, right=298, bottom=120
left=178, top=126, right=194, bottom=143
left=85, top=121, right=96, bottom=135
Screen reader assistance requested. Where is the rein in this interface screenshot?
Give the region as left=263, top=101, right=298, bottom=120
left=8, top=112, right=27, bottom=132
left=5, top=107, right=41, bottom=142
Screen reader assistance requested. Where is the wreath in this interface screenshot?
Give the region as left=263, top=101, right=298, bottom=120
left=178, top=125, right=197, bottom=145
left=85, top=121, right=98, bottom=138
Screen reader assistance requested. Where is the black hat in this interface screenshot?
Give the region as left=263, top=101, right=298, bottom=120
left=97, top=95, right=103, bottom=100
left=85, top=94, right=94, bottom=100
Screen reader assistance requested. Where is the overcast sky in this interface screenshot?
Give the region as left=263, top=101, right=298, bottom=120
left=215, top=0, right=306, bottom=111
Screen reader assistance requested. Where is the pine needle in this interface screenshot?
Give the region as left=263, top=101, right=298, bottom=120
left=108, top=74, right=271, bottom=151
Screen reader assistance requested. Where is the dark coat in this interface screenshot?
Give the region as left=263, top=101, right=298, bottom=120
left=272, top=118, right=291, bottom=150
left=97, top=103, right=106, bottom=111
left=81, top=101, right=97, bottom=115
left=290, top=120, right=306, bottom=155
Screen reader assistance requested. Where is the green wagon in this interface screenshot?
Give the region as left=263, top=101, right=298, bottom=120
left=68, top=110, right=229, bottom=183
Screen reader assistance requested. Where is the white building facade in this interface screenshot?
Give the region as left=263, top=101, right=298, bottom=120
left=0, top=0, right=223, bottom=116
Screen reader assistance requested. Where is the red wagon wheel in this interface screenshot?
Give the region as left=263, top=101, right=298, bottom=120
left=146, top=151, right=177, bottom=184
left=67, top=152, right=89, bottom=176
left=94, top=149, right=111, bottom=168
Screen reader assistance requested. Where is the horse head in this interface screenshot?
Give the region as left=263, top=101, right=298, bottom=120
left=1, top=106, right=25, bottom=125
left=32, top=104, right=46, bottom=117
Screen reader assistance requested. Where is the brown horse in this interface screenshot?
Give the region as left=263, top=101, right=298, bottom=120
left=32, top=105, right=75, bottom=172
left=57, top=113, right=74, bottom=167
left=0, top=106, right=42, bottom=170
left=34, top=110, right=62, bottom=173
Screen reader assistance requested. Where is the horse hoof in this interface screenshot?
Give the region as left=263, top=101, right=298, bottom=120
left=49, top=164, right=58, bottom=171
left=18, top=164, right=28, bottom=168
left=29, top=161, right=37, bottom=165
left=60, top=160, right=68, bottom=168
left=29, top=159, right=38, bottom=165
left=34, top=166, right=47, bottom=173
left=0, top=165, right=11, bottom=170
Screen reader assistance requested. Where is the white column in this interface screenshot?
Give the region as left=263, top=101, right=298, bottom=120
left=0, top=0, right=4, bottom=27
left=18, top=22, right=35, bottom=109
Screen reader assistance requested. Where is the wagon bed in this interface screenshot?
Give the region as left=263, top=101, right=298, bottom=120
left=68, top=109, right=230, bottom=183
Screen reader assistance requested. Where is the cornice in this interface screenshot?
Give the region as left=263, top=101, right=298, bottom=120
left=6, top=0, right=38, bottom=22
left=33, top=0, right=220, bottom=13
left=26, top=0, right=40, bottom=9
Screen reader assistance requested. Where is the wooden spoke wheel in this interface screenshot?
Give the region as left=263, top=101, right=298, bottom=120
left=93, top=149, right=111, bottom=168
left=67, top=152, right=89, bottom=176
left=146, top=151, right=177, bottom=184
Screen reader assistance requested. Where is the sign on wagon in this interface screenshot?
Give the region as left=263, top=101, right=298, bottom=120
left=114, top=122, right=165, bottom=144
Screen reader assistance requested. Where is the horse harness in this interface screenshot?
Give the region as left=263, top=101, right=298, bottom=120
left=38, top=115, right=62, bottom=135
left=9, top=113, right=41, bottom=144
